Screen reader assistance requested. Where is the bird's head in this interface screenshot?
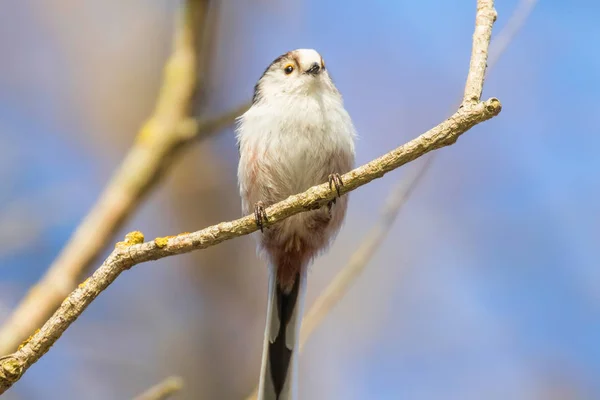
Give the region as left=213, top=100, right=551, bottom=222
left=252, top=49, right=337, bottom=104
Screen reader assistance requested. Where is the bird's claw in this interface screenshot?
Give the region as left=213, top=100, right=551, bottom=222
left=254, top=201, right=268, bottom=232
left=328, top=173, right=344, bottom=197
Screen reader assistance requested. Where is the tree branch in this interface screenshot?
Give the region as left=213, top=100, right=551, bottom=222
left=0, top=0, right=249, bottom=356
left=297, top=0, right=538, bottom=355
left=0, top=0, right=501, bottom=394
left=133, top=376, right=183, bottom=400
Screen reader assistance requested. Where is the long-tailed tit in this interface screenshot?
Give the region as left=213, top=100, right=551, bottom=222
left=236, top=48, right=356, bottom=400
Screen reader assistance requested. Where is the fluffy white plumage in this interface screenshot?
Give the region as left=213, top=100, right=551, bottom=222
left=236, top=49, right=356, bottom=400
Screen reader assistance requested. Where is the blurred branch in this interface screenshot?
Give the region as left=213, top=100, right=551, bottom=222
left=488, top=0, right=538, bottom=66
left=0, top=0, right=501, bottom=393
left=133, top=376, right=183, bottom=400
left=0, top=0, right=248, bottom=356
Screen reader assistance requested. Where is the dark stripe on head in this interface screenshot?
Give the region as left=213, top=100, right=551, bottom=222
left=252, top=52, right=290, bottom=104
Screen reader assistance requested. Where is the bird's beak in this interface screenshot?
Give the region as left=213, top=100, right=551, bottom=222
left=305, top=62, right=321, bottom=75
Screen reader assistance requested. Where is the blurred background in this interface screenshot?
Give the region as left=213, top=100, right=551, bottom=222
left=1, top=0, right=599, bottom=399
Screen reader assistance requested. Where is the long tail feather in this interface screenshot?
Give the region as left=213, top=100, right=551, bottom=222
left=258, top=266, right=307, bottom=400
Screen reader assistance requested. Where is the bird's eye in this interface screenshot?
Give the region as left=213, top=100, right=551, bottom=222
left=284, top=64, right=294, bottom=75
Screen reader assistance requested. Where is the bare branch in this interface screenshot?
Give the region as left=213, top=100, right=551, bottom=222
left=133, top=376, right=183, bottom=400
left=0, top=0, right=502, bottom=394
left=0, top=0, right=249, bottom=356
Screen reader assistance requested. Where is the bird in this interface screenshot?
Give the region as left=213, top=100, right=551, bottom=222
left=236, top=48, right=356, bottom=400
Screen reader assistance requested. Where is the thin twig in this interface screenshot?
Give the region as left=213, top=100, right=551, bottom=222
left=463, top=0, right=497, bottom=104
left=133, top=376, right=184, bottom=400
left=0, top=0, right=249, bottom=356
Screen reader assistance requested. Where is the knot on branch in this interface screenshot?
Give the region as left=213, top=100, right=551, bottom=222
left=0, top=356, right=23, bottom=384
left=483, top=97, right=502, bottom=115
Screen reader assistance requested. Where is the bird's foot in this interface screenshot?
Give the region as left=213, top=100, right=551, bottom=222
left=327, top=173, right=344, bottom=216
left=254, top=201, right=268, bottom=232
left=328, top=173, right=344, bottom=197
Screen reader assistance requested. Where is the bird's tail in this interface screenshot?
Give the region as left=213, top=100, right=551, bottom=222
left=258, top=264, right=308, bottom=400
